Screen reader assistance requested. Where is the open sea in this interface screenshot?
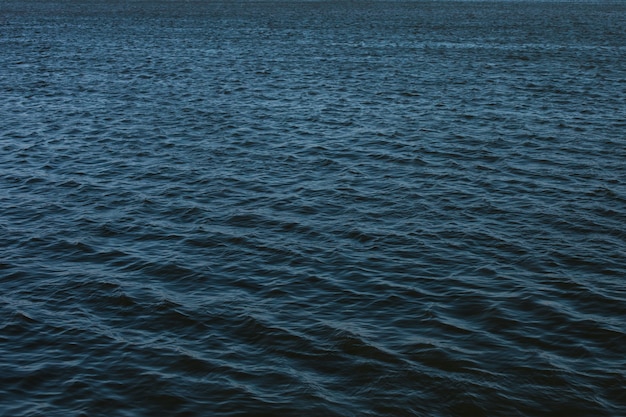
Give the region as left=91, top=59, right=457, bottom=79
left=1, top=1, right=625, bottom=416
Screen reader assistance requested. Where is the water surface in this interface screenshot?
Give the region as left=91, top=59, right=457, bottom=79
left=1, top=1, right=625, bottom=416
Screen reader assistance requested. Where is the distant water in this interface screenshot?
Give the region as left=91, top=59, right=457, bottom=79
left=1, top=1, right=625, bottom=416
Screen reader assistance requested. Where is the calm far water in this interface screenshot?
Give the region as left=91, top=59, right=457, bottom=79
left=1, top=1, right=625, bottom=416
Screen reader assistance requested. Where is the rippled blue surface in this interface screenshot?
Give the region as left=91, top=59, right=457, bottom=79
left=2, top=1, right=625, bottom=416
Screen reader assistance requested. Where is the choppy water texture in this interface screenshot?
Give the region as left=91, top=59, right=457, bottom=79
left=2, top=1, right=626, bottom=416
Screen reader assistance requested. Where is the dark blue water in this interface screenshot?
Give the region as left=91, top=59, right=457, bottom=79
left=2, top=1, right=625, bottom=416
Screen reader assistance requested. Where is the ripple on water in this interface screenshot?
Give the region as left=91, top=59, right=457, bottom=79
left=1, top=0, right=626, bottom=416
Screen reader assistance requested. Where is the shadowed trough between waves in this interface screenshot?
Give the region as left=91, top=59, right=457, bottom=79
left=1, top=1, right=625, bottom=416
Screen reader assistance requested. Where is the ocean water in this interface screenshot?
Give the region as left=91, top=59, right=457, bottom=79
left=1, top=1, right=625, bottom=416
